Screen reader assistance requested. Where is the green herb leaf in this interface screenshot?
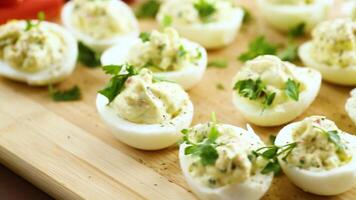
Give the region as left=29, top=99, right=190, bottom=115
left=139, top=32, right=151, bottom=42
left=238, top=36, right=277, bottom=62
left=25, top=11, right=46, bottom=31
left=78, top=42, right=101, bottom=67
left=242, top=7, right=252, bottom=24
left=233, top=79, right=265, bottom=100
left=194, top=0, right=216, bottom=22
left=285, top=78, right=300, bottom=101
left=263, top=92, right=276, bottom=108
left=49, top=85, right=81, bottom=102
left=208, top=59, right=228, bottom=69
left=261, top=146, right=278, bottom=159
left=216, top=83, right=225, bottom=90
left=269, top=135, right=276, bottom=145
left=278, top=43, right=298, bottom=62
left=162, top=15, right=173, bottom=27
left=177, top=45, right=188, bottom=58
left=98, top=64, right=138, bottom=103
left=136, top=0, right=161, bottom=18
left=261, top=160, right=281, bottom=175
left=326, top=130, right=343, bottom=150
left=288, top=23, right=305, bottom=38
left=200, top=144, right=219, bottom=165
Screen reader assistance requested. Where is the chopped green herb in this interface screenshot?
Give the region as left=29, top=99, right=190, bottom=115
left=314, top=126, right=344, bottom=151
left=238, top=36, right=278, bottom=62
left=242, top=7, right=252, bottom=24
left=162, top=15, right=173, bottom=27
left=263, top=92, right=276, bottom=108
left=285, top=78, right=300, bottom=101
left=98, top=64, right=138, bottom=104
left=269, top=135, right=276, bottom=145
left=177, top=45, right=188, bottom=58
left=194, top=0, right=216, bottom=22
left=288, top=23, right=305, bottom=38
left=216, top=83, right=225, bottom=90
left=278, top=43, right=298, bottom=62
left=208, top=59, right=228, bottom=69
left=139, top=32, right=151, bottom=42
left=49, top=85, right=81, bottom=101
left=25, top=11, right=45, bottom=31
left=78, top=42, right=101, bottom=67
left=261, top=160, right=281, bottom=175
left=136, top=0, right=161, bottom=18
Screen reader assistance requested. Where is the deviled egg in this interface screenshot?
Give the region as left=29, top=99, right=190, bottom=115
left=256, top=0, right=333, bottom=32
left=275, top=116, right=356, bottom=195
left=101, top=28, right=207, bottom=90
left=179, top=118, right=273, bottom=200
left=96, top=65, right=193, bottom=150
left=61, top=0, right=139, bottom=52
left=232, top=55, right=321, bottom=127
left=299, top=18, right=356, bottom=85
left=156, top=0, right=244, bottom=49
left=345, top=88, right=356, bottom=125
left=0, top=20, right=77, bottom=86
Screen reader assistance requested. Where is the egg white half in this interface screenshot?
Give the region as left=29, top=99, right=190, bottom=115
left=179, top=124, right=273, bottom=200
left=101, top=38, right=207, bottom=90
left=61, top=0, right=139, bottom=52
left=0, top=21, right=78, bottom=86
left=275, top=121, right=356, bottom=196
left=345, top=89, right=356, bottom=125
left=232, top=67, right=321, bottom=127
left=299, top=42, right=356, bottom=85
left=157, top=6, right=244, bottom=49
left=256, top=0, right=333, bottom=32
left=96, top=93, right=193, bottom=150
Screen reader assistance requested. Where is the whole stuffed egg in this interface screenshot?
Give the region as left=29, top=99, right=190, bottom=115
left=101, top=28, right=207, bottom=90
left=345, top=88, right=356, bottom=125
left=96, top=66, right=193, bottom=150
left=0, top=20, right=77, bottom=86
left=156, top=0, right=244, bottom=49
left=256, top=0, right=333, bottom=32
left=179, top=120, right=273, bottom=200
left=299, top=18, right=356, bottom=85
left=275, top=116, right=356, bottom=195
left=61, top=0, right=139, bottom=52
left=232, top=55, right=321, bottom=127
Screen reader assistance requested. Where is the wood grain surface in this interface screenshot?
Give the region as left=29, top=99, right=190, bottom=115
left=0, top=0, right=355, bottom=199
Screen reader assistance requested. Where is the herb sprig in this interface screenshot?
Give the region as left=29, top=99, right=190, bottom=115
left=182, top=112, right=220, bottom=166
left=25, top=11, right=45, bottom=31
left=194, top=0, right=216, bottom=22
left=313, top=126, right=344, bottom=151
left=78, top=42, right=101, bottom=67
left=136, top=0, right=161, bottom=18
left=208, top=59, right=228, bottom=69
left=48, top=85, right=81, bottom=102
left=285, top=79, right=300, bottom=101
left=288, top=23, right=306, bottom=39
left=98, top=64, right=138, bottom=104
left=238, top=36, right=278, bottom=62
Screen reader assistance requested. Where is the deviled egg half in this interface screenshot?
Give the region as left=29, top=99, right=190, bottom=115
left=96, top=65, right=193, bottom=150
left=232, top=55, right=321, bottom=127
left=156, top=0, right=244, bottom=49
left=101, top=28, right=207, bottom=90
left=299, top=18, right=356, bottom=85
left=61, top=0, right=139, bottom=52
left=345, top=89, right=356, bottom=125
left=179, top=117, right=273, bottom=200
left=275, top=116, right=356, bottom=195
left=256, top=0, right=333, bottom=32
left=0, top=20, right=77, bottom=86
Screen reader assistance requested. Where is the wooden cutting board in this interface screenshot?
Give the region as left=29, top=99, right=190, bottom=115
left=0, top=0, right=355, bottom=199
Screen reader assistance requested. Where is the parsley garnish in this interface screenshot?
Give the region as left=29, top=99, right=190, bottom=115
left=182, top=112, right=220, bottom=166
left=177, top=45, right=188, bottom=58
left=285, top=79, right=300, bottom=101
left=136, top=0, right=161, bottom=18
left=98, top=64, right=138, bottom=104
left=194, top=0, right=216, bottom=22
left=233, top=78, right=276, bottom=108
left=242, top=7, right=252, bottom=24
left=162, top=15, right=173, bottom=27
left=48, top=85, right=81, bottom=101
left=314, top=126, right=344, bottom=151
left=78, top=42, right=101, bottom=67
left=139, top=32, right=151, bottom=42
left=208, top=59, right=228, bottom=69
left=278, top=43, right=298, bottom=62
left=288, top=23, right=305, bottom=38
left=238, top=36, right=278, bottom=62
left=25, top=11, right=45, bottom=31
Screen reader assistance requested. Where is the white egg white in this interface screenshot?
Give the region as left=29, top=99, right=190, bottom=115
left=345, top=89, right=356, bottom=125
left=275, top=120, right=356, bottom=196
left=256, top=0, right=333, bottom=32
left=179, top=124, right=273, bottom=200
left=156, top=4, right=244, bottom=49
left=61, top=0, right=139, bottom=52
left=299, top=42, right=356, bottom=85
left=101, top=38, right=207, bottom=90
left=342, top=1, right=356, bottom=19
left=232, top=67, right=321, bottom=127
left=0, top=21, right=77, bottom=86
left=96, top=93, right=193, bottom=150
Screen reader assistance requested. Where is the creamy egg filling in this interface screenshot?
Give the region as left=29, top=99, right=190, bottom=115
left=286, top=116, right=352, bottom=171
left=267, top=0, right=315, bottom=5
left=159, top=0, right=237, bottom=25
left=233, top=56, right=304, bottom=108
left=110, top=69, right=189, bottom=124
left=127, top=28, right=201, bottom=72
left=185, top=123, right=266, bottom=188
left=311, top=19, right=356, bottom=68
left=0, top=21, right=65, bottom=73
left=71, top=0, right=135, bottom=40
